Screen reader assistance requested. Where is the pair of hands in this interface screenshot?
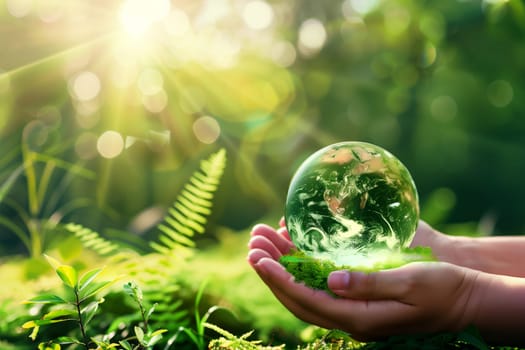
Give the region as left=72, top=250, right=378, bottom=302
left=247, top=219, right=484, bottom=341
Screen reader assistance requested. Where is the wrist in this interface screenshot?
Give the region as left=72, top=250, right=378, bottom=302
left=469, top=272, right=525, bottom=345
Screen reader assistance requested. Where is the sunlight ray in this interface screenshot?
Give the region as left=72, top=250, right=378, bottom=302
left=0, top=32, right=117, bottom=78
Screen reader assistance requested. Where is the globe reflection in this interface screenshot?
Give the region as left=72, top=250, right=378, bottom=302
left=285, top=142, right=419, bottom=266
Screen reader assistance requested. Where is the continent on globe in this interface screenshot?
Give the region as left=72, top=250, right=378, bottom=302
left=284, top=142, right=419, bottom=267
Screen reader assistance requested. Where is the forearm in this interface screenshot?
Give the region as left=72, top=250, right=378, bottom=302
left=470, top=272, right=525, bottom=345
left=448, top=235, right=525, bottom=277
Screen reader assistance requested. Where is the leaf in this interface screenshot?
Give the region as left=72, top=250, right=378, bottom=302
left=56, top=336, right=82, bottom=345
left=65, top=223, right=119, bottom=256
left=151, top=329, right=168, bottom=337
left=0, top=164, right=23, bottom=204
left=119, top=340, right=132, bottom=350
left=22, top=320, right=37, bottom=329
left=78, top=268, right=103, bottom=292
left=146, top=303, right=157, bottom=323
left=457, top=326, right=490, bottom=350
left=123, top=281, right=142, bottom=303
left=135, top=326, right=145, bottom=344
left=151, top=148, right=226, bottom=253
left=44, top=254, right=62, bottom=270
left=24, top=318, right=70, bottom=331
left=78, top=280, right=114, bottom=302
left=56, top=265, right=78, bottom=289
left=29, top=325, right=40, bottom=340
left=43, top=309, right=77, bottom=320
left=145, top=331, right=166, bottom=347
left=38, top=341, right=60, bottom=350
left=81, top=300, right=102, bottom=326
left=24, top=294, right=66, bottom=305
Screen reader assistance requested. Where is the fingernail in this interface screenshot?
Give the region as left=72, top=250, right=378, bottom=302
left=328, top=271, right=351, bottom=289
left=255, top=259, right=270, bottom=275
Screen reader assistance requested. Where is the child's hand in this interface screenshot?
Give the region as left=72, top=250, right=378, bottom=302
left=247, top=223, right=486, bottom=341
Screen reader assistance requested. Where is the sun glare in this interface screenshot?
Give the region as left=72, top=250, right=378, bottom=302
left=118, top=0, right=171, bottom=38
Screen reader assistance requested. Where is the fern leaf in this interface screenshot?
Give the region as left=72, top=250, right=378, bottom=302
left=65, top=223, right=119, bottom=256
left=151, top=149, right=226, bottom=254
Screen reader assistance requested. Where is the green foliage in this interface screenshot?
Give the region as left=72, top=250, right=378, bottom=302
left=0, top=148, right=94, bottom=258
left=22, top=257, right=170, bottom=350
left=279, top=248, right=435, bottom=293
left=22, top=256, right=115, bottom=348
left=64, top=223, right=120, bottom=256
left=151, top=148, right=227, bottom=254
left=207, top=323, right=285, bottom=350
left=174, top=280, right=230, bottom=350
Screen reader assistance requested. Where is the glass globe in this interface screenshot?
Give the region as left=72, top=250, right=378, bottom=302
left=285, top=142, right=419, bottom=266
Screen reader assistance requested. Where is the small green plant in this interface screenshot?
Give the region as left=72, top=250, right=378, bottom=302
left=22, top=255, right=116, bottom=349
left=0, top=147, right=95, bottom=258
left=22, top=257, right=167, bottom=350
left=173, top=280, right=227, bottom=350
left=206, top=323, right=285, bottom=350
left=119, top=282, right=167, bottom=350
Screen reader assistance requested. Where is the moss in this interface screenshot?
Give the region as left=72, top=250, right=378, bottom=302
left=279, top=247, right=435, bottom=294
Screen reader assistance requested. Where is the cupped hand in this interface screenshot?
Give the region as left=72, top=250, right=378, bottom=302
left=247, top=223, right=483, bottom=341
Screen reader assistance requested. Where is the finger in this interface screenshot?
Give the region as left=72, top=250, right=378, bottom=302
left=253, top=258, right=341, bottom=330
left=247, top=248, right=273, bottom=267
left=278, top=217, right=292, bottom=241
left=327, top=265, right=423, bottom=301
left=277, top=227, right=292, bottom=242
left=253, top=257, right=422, bottom=338
left=248, top=235, right=284, bottom=260
left=409, top=220, right=434, bottom=248
left=251, top=224, right=294, bottom=254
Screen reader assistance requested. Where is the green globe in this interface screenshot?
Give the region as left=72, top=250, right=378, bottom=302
left=285, top=142, right=419, bottom=267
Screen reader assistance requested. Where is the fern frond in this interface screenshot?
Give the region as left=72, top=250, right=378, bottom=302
left=151, top=149, right=226, bottom=254
left=64, top=223, right=119, bottom=256
left=206, top=322, right=285, bottom=350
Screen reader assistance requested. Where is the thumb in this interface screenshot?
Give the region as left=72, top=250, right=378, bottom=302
left=327, top=269, right=411, bottom=300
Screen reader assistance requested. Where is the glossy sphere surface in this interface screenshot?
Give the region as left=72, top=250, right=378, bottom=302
left=285, top=142, right=419, bottom=266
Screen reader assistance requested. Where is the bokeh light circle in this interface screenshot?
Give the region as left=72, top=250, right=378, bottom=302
left=193, top=116, right=221, bottom=144
left=71, top=72, right=101, bottom=101
left=6, top=0, right=32, bottom=18
left=298, top=19, right=327, bottom=53
left=97, top=130, right=124, bottom=159
left=242, top=0, right=274, bottom=30
left=75, top=132, right=98, bottom=160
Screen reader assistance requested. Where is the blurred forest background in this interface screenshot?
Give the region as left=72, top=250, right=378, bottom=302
left=0, top=0, right=525, bottom=347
